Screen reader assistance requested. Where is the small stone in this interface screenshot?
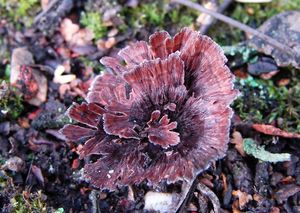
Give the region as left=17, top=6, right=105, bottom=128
left=0, top=122, right=10, bottom=136
left=144, top=191, right=180, bottom=213
left=2, top=156, right=25, bottom=172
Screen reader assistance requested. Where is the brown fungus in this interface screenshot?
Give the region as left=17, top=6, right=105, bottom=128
left=60, top=28, right=238, bottom=190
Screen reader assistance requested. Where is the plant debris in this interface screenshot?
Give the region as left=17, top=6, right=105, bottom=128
left=252, top=124, right=300, bottom=139
left=249, top=11, right=300, bottom=69
left=243, top=138, right=291, bottom=163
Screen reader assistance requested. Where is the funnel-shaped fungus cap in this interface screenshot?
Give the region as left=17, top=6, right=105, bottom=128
left=61, top=28, right=238, bottom=190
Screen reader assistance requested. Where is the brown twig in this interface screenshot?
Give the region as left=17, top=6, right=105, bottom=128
left=172, top=0, right=296, bottom=57
left=34, top=0, right=60, bottom=23
left=176, top=177, right=199, bottom=213
left=199, top=0, right=233, bottom=34
left=197, top=182, right=221, bottom=213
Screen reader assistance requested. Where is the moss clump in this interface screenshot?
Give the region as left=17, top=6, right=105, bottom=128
left=0, top=81, right=24, bottom=121
left=168, top=9, right=194, bottom=27
left=120, top=2, right=166, bottom=30
left=233, top=74, right=300, bottom=132
left=31, top=100, right=73, bottom=130
left=0, top=0, right=40, bottom=27
left=139, top=2, right=166, bottom=27
left=79, top=56, right=104, bottom=75
left=80, top=1, right=197, bottom=41
left=121, top=2, right=197, bottom=31
left=10, top=191, right=64, bottom=213
left=80, top=12, right=108, bottom=40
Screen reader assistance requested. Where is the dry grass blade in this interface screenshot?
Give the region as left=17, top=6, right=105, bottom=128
left=171, top=0, right=297, bottom=58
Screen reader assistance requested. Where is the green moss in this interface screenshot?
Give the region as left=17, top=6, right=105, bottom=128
left=80, top=12, right=108, bottom=40
left=0, top=81, right=24, bottom=121
left=140, top=3, right=166, bottom=27
left=207, top=22, right=245, bottom=45
left=121, top=2, right=198, bottom=31
left=168, top=9, right=194, bottom=27
left=121, top=2, right=165, bottom=29
left=233, top=74, right=300, bottom=132
left=79, top=56, right=104, bottom=75
left=0, top=0, right=40, bottom=27
left=232, top=0, right=300, bottom=27
left=80, top=1, right=197, bottom=38
left=10, top=191, right=64, bottom=213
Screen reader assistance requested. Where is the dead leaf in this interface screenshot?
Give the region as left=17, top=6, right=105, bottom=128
left=28, top=108, right=42, bottom=120
left=58, top=79, right=87, bottom=99
left=277, top=78, right=290, bottom=86
left=269, top=207, right=280, bottom=213
left=72, top=159, right=79, bottom=170
left=10, top=48, right=47, bottom=106
left=10, top=47, right=34, bottom=84
left=27, top=68, right=47, bottom=106
left=279, top=176, right=295, bottom=185
left=31, top=165, right=45, bottom=185
left=96, top=37, right=117, bottom=50
left=221, top=173, right=228, bottom=191
left=253, top=193, right=263, bottom=202
left=17, top=65, right=39, bottom=100
left=248, top=56, right=278, bottom=76
left=70, top=28, right=94, bottom=46
left=232, top=190, right=253, bottom=209
left=275, top=184, right=300, bottom=203
left=231, top=131, right=246, bottom=156
left=2, top=156, right=25, bottom=172
left=260, top=70, right=279, bottom=79
left=232, top=199, right=241, bottom=213
left=60, top=18, right=79, bottom=43
left=249, top=11, right=300, bottom=69
left=18, top=117, right=30, bottom=129
left=60, top=18, right=94, bottom=50
left=252, top=124, right=300, bottom=139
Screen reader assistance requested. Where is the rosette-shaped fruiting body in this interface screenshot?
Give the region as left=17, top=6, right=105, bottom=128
left=61, top=28, right=238, bottom=190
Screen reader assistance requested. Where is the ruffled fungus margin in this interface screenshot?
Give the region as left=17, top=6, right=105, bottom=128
left=61, top=28, right=238, bottom=190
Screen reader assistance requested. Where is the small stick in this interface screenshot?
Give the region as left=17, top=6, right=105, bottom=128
left=34, top=0, right=60, bottom=23
left=199, top=0, right=233, bottom=34
left=172, top=0, right=296, bottom=57
left=197, top=182, right=221, bottom=213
